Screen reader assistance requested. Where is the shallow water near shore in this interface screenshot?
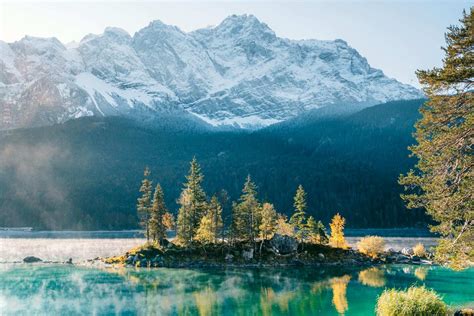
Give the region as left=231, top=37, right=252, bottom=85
left=0, top=264, right=472, bottom=315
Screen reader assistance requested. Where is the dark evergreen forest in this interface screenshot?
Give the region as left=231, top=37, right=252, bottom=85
left=0, top=99, right=427, bottom=230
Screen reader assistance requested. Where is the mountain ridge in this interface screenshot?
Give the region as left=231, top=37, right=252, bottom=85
left=0, top=14, right=423, bottom=130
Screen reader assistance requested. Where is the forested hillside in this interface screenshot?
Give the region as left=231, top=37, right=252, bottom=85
left=0, top=99, right=427, bottom=229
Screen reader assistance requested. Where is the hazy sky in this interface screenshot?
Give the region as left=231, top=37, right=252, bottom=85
left=0, top=1, right=471, bottom=87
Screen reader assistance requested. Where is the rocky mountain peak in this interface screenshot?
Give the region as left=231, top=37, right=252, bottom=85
left=0, top=14, right=423, bottom=130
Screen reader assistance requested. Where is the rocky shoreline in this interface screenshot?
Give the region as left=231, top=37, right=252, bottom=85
left=16, top=234, right=436, bottom=268
left=98, top=235, right=434, bottom=269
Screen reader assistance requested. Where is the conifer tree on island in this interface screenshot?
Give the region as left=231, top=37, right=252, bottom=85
left=290, top=185, right=308, bottom=242
left=399, top=8, right=473, bottom=270
left=208, top=195, right=224, bottom=242
left=177, top=157, right=208, bottom=245
left=259, top=202, right=277, bottom=240
left=150, top=183, right=167, bottom=245
left=329, top=213, right=348, bottom=249
left=306, top=216, right=328, bottom=244
left=231, top=175, right=261, bottom=242
left=196, top=195, right=223, bottom=243
left=176, top=187, right=193, bottom=244
left=137, top=167, right=153, bottom=241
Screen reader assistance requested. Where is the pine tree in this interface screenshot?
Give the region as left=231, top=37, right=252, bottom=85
left=149, top=184, right=167, bottom=245
left=176, top=188, right=193, bottom=245
left=399, top=9, right=473, bottom=269
left=289, top=185, right=308, bottom=242
left=259, top=202, right=277, bottom=240
left=329, top=213, right=348, bottom=249
left=176, top=157, right=208, bottom=245
left=231, top=175, right=261, bottom=242
left=217, top=189, right=231, bottom=240
left=208, top=195, right=223, bottom=243
left=137, top=167, right=153, bottom=241
left=317, top=220, right=328, bottom=244
left=306, top=216, right=328, bottom=244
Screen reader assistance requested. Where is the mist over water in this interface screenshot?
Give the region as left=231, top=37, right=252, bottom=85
left=0, top=229, right=445, bottom=316
left=0, top=230, right=437, bottom=263
left=0, top=238, right=145, bottom=263
left=0, top=231, right=468, bottom=315
left=0, top=237, right=437, bottom=264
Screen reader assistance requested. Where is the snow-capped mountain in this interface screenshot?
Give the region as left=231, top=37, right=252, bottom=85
left=0, top=14, right=422, bottom=130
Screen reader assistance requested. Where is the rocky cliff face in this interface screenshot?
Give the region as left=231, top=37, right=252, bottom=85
left=0, top=14, right=422, bottom=130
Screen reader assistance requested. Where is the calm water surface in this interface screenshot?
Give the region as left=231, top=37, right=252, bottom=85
left=0, top=264, right=472, bottom=315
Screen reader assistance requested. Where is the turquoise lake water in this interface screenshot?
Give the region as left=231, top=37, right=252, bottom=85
left=0, top=264, right=472, bottom=315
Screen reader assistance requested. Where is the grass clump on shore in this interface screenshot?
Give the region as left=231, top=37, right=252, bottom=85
left=375, top=286, right=447, bottom=316
left=413, top=243, right=427, bottom=258
left=357, top=236, right=385, bottom=259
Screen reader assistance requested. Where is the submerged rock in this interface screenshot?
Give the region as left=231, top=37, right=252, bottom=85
left=23, top=256, right=42, bottom=263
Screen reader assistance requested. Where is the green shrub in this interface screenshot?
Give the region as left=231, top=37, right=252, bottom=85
left=357, top=236, right=385, bottom=258
left=376, top=286, right=448, bottom=316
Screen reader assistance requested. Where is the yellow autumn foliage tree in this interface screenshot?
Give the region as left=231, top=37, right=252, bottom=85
left=275, top=214, right=294, bottom=236
left=195, top=214, right=214, bottom=244
left=329, top=213, right=348, bottom=249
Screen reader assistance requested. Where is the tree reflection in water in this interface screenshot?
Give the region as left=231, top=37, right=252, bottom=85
left=105, top=267, right=357, bottom=315
left=1, top=264, right=470, bottom=315
left=330, top=275, right=351, bottom=314
left=358, top=267, right=386, bottom=287
left=194, top=286, right=218, bottom=316
left=414, top=267, right=429, bottom=281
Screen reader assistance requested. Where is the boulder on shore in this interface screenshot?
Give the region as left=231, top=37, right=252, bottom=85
left=270, top=234, right=298, bottom=255
left=401, top=247, right=414, bottom=256
left=23, top=256, right=42, bottom=263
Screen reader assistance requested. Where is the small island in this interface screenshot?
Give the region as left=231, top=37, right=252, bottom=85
left=104, top=159, right=433, bottom=269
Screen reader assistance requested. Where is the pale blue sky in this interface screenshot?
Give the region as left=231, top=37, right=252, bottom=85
left=0, top=1, right=471, bottom=87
